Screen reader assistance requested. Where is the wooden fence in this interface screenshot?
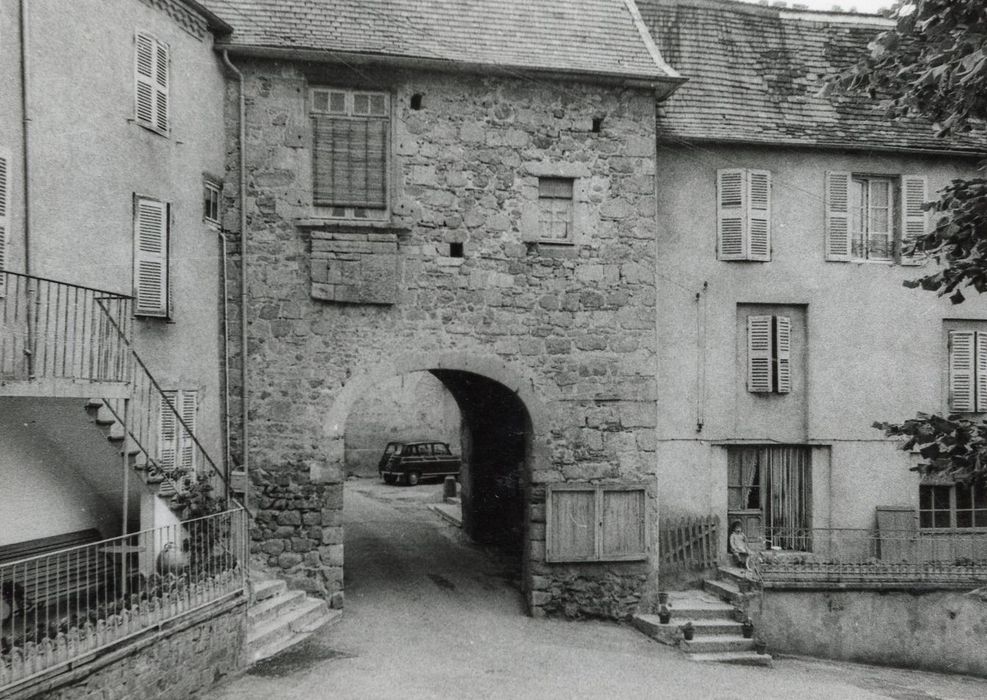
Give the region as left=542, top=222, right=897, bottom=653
left=659, top=515, right=720, bottom=572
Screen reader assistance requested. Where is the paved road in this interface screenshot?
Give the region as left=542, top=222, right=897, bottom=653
left=207, top=479, right=987, bottom=699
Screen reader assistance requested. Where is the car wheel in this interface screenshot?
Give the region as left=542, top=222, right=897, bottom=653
left=383, top=474, right=396, bottom=484
left=406, top=472, right=421, bottom=486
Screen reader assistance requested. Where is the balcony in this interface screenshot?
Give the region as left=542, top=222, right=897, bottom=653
left=0, top=508, right=247, bottom=693
left=0, top=271, right=132, bottom=398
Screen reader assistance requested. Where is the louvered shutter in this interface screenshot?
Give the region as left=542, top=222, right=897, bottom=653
left=949, top=331, right=975, bottom=412
left=154, top=41, right=169, bottom=133
left=134, top=197, right=169, bottom=317
left=900, top=175, right=927, bottom=265
left=159, top=391, right=178, bottom=472
left=825, top=171, right=852, bottom=261
left=0, top=150, right=8, bottom=298
left=135, top=34, right=156, bottom=128
left=313, top=116, right=388, bottom=209
left=977, top=333, right=987, bottom=413
left=717, top=169, right=747, bottom=260
left=178, top=390, right=197, bottom=472
left=748, top=315, right=773, bottom=393
left=774, top=315, right=791, bottom=394
left=748, top=170, right=771, bottom=261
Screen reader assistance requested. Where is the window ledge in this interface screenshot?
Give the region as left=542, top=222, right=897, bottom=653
left=295, top=219, right=410, bottom=235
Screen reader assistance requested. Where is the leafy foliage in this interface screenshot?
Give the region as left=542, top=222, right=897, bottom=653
left=874, top=413, right=987, bottom=483
left=838, top=0, right=987, bottom=301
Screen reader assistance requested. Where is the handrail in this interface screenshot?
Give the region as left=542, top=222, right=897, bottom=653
left=1, top=269, right=132, bottom=300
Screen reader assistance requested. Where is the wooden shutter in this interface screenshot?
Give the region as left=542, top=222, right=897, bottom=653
left=159, top=391, right=178, bottom=471
left=312, top=116, right=388, bottom=209
left=135, top=33, right=168, bottom=134
left=774, top=315, right=792, bottom=394
left=949, top=330, right=975, bottom=412
left=600, top=488, right=646, bottom=560
left=825, top=171, right=852, bottom=261
left=900, top=175, right=928, bottom=265
left=134, top=197, right=169, bottom=317
left=748, top=315, right=773, bottom=393
left=0, top=149, right=7, bottom=297
left=717, top=169, right=747, bottom=260
left=546, top=488, right=597, bottom=562
left=977, top=333, right=987, bottom=413
left=178, top=390, right=197, bottom=472
left=748, top=170, right=771, bottom=261
left=154, top=40, right=169, bottom=133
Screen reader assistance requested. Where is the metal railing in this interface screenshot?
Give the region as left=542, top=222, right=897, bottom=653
left=0, top=508, right=247, bottom=691
left=0, top=271, right=132, bottom=384
left=753, top=527, right=987, bottom=587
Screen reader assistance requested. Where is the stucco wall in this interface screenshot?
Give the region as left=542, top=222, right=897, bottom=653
left=225, top=61, right=660, bottom=617
left=655, top=142, right=987, bottom=537
left=752, top=588, right=987, bottom=676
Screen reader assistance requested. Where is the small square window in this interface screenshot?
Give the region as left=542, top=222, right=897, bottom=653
left=203, top=180, right=221, bottom=225
left=538, top=177, right=574, bottom=243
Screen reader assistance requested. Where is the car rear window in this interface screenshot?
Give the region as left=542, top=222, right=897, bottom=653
left=433, top=444, right=450, bottom=455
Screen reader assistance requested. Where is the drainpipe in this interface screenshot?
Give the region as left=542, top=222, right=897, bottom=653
left=222, top=50, right=248, bottom=512
left=218, top=229, right=232, bottom=507
left=19, top=0, right=35, bottom=376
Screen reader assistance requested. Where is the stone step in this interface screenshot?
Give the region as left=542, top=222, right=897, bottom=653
left=248, top=588, right=307, bottom=625
left=688, top=651, right=773, bottom=668
left=251, top=577, right=287, bottom=603
left=718, top=565, right=757, bottom=590
left=681, top=635, right=755, bottom=654
left=665, top=592, right=738, bottom=620
left=703, top=578, right=744, bottom=604
left=247, top=597, right=328, bottom=651
left=249, top=609, right=342, bottom=664
left=633, top=614, right=742, bottom=646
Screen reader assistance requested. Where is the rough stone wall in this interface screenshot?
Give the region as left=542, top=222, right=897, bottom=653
left=224, top=60, right=659, bottom=618
left=27, top=602, right=245, bottom=700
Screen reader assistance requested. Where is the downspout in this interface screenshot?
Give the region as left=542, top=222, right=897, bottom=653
left=218, top=229, right=232, bottom=507
left=222, top=50, right=248, bottom=511
left=19, top=0, right=34, bottom=377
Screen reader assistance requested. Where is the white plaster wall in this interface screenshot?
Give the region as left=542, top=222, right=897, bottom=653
left=655, top=143, right=986, bottom=531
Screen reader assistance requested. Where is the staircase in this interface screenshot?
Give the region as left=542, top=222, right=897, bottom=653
left=633, top=567, right=771, bottom=667
left=246, top=572, right=342, bottom=664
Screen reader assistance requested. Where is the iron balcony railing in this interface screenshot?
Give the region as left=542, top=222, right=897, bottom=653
left=752, top=527, right=987, bottom=587
left=0, top=271, right=132, bottom=385
left=0, top=508, right=247, bottom=691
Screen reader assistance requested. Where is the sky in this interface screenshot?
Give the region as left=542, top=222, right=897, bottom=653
left=736, top=0, right=892, bottom=14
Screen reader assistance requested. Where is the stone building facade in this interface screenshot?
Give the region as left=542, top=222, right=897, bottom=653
left=222, top=52, right=673, bottom=615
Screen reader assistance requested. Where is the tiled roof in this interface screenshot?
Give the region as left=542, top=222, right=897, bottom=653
left=638, top=0, right=985, bottom=153
left=204, top=0, right=680, bottom=84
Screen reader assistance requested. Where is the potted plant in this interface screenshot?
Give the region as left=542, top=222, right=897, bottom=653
left=658, top=604, right=671, bottom=624
left=680, top=621, right=695, bottom=641
left=754, top=639, right=768, bottom=655
left=741, top=617, right=754, bottom=638
left=657, top=591, right=670, bottom=606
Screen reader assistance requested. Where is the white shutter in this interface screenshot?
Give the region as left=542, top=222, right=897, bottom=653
left=135, top=33, right=156, bottom=128
left=0, top=149, right=8, bottom=298
left=949, top=331, right=975, bottom=412
left=159, top=391, right=178, bottom=472
left=900, top=175, right=928, bottom=266
left=977, top=333, right=987, bottom=413
left=748, top=315, right=773, bottom=393
left=748, top=170, right=771, bottom=261
left=717, top=169, right=747, bottom=261
left=154, top=41, right=169, bottom=133
left=825, top=171, right=852, bottom=261
left=178, top=390, right=197, bottom=472
left=774, top=315, right=791, bottom=394
left=134, top=197, right=168, bottom=317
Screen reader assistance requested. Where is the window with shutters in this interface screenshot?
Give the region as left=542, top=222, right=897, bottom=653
left=158, top=390, right=197, bottom=474
left=135, top=32, right=169, bottom=136
left=825, top=172, right=927, bottom=264
left=920, top=483, right=987, bottom=529
left=947, top=329, right=987, bottom=413
left=311, top=88, right=389, bottom=220
left=0, top=148, right=8, bottom=298
left=133, top=196, right=170, bottom=318
left=747, top=315, right=791, bottom=394
left=716, top=168, right=771, bottom=261
left=546, top=484, right=648, bottom=562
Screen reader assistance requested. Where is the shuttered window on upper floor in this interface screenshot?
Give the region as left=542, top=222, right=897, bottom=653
left=133, top=196, right=169, bottom=318
left=0, top=148, right=8, bottom=298
left=311, top=88, right=389, bottom=219
left=948, top=330, right=987, bottom=413
left=135, top=32, right=169, bottom=136
left=717, top=168, right=771, bottom=262
left=747, top=315, right=791, bottom=394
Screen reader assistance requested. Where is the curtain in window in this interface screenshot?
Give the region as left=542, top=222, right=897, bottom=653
left=763, top=446, right=811, bottom=550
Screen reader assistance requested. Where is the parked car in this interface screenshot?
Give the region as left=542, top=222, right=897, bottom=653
left=378, top=441, right=461, bottom=486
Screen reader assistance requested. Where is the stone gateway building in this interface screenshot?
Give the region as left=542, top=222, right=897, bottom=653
left=216, top=0, right=682, bottom=617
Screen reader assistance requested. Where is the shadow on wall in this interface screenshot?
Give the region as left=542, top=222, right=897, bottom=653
left=344, top=371, right=462, bottom=477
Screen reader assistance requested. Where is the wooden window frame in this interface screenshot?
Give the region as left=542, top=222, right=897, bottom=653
left=545, top=483, right=649, bottom=563
left=537, top=177, right=575, bottom=244
left=310, top=87, right=390, bottom=221
left=919, top=483, right=987, bottom=531
left=203, top=179, right=221, bottom=226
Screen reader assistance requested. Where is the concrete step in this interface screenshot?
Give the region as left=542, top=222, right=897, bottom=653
left=688, top=651, right=772, bottom=668
left=681, top=635, right=755, bottom=654
left=248, top=588, right=307, bottom=625
left=666, top=592, right=739, bottom=620
left=251, top=577, right=287, bottom=604
left=249, top=608, right=342, bottom=664
left=718, top=565, right=757, bottom=591
left=703, top=578, right=744, bottom=604
left=633, top=614, right=743, bottom=646
left=247, top=597, right=328, bottom=651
